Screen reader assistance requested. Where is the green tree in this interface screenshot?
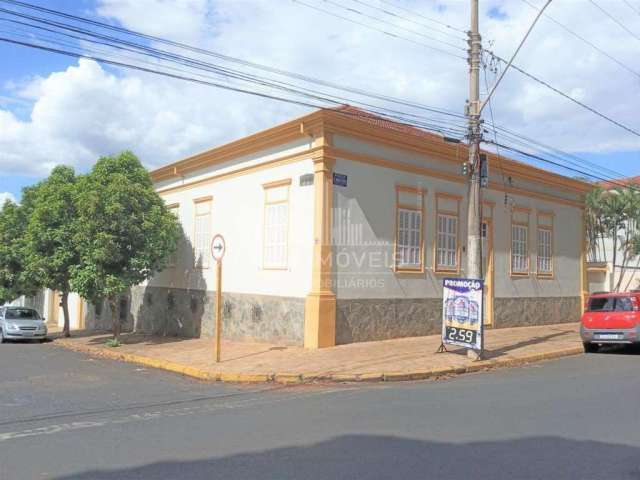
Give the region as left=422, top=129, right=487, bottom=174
left=585, top=186, right=607, bottom=264
left=586, top=184, right=640, bottom=292
left=0, top=199, right=37, bottom=304
left=71, top=151, right=180, bottom=340
left=614, top=184, right=640, bottom=291
left=23, top=166, right=79, bottom=337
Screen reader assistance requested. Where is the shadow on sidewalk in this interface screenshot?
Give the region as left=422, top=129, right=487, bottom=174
left=56, top=434, right=640, bottom=480
left=483, top=330, right=573, bottom=359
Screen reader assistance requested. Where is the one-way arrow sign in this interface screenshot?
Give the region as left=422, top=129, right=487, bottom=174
left=210, top=234, right=226, bottom=262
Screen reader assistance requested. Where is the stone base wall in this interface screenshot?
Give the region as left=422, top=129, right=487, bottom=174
left=336, top=296, right=581, bottom=345
left=85, top=286, right=305, bottom=345
left=493, top=296, right=581, bottom=328
left=336, top=298, right=443, bottom=345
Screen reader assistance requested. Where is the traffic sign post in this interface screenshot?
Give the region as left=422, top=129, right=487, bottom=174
left=211, top=234, right=226, bottom=363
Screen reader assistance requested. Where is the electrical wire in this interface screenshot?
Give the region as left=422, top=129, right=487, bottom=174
left=486, top=50, right=640, bottom=138
left=348, top=0, right=466, bottom=42
left=378, top=0, right=467, bottom=34
left=0, top=0, right=467, bottom=120
left=290, top=0, right=467, bottom=59
left=1, top=0, right=634, bottom=188
left=520, top=0, right=640, bottom=80
left=487, top=140, right=640, bottom=192
left=481, top=61, right=509, bottom=193
left=320, top=0, right=466, bottom=50
left=622, top=0, right=640, bottom=16
left=0, top=9, right=471, bottom=136
left=589, top=0, right=640, bottom=43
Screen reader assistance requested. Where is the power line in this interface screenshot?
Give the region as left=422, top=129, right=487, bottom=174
left=378, top=0, right=467, bottom=34
left=0, top=0, right=467, bottom=121
left=622, top=0, right=640, bottom=16
left=0, top=22, right=468, bottom=140
left=0, top=33, right=467, bottom=144
left=292, top=0, right=640, bottom=140
left=481, top=61, right=509, bottom=193
left=1, top=0, right=633, bottom=187
left=318, top=0, right=466, bottom=50
left=520, top=0, right=640, bottom=80
left=589, top=0, right=640, bottom=44
left=290, top=0, right=466, bottom=59
left=488, top=140, right=640, bottom=192
left=7, top=30, right=630, bottom=190
left=486, top=50, right=640, bottom=138
left=481, top=54, right=634, bottom=183
left=348, top=0, right=466, bottom=42
left=482, top=60, right=635, bottom=190
left=486, top=125, right=632, bottom=184
left=0, top=6, right=471, bottom=130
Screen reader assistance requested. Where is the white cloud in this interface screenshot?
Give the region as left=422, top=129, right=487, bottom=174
left=0, top=192, right=16, bottom=205
left=0, top=0, right=638, bottom=178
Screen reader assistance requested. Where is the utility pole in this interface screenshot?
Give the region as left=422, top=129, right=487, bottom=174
left=466, top=0, right=483, bottom=282
left=463, top=0, right=551, bottom=360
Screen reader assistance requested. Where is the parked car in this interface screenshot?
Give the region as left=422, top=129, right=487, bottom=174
left=580, top=292, right=640, bottom=352
left=0, top=307, right=48, bottom=343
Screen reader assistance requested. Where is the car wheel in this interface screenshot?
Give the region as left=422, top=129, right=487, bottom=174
left=583, top=342, right=599, bottom=353
left=0, top=329, right=4, bottom=344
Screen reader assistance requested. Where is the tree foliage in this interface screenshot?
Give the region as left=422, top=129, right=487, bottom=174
left=0, top=199, right=36, bottom=305
left=585, top=184, right=640, bottom=291
left=70, top=151, right=180, bottom=339
left=23, top=166, right=79, bottom=336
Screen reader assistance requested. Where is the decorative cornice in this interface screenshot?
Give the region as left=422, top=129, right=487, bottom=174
left=151, top=108, right=591, bottom=206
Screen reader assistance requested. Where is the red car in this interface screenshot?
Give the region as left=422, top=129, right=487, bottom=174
left=580, top=291, right=640, bottom=352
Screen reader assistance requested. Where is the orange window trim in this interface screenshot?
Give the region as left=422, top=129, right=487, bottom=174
left=394, top=185, right=426, bottom=273
left=434, top=192, right=461, bottom=274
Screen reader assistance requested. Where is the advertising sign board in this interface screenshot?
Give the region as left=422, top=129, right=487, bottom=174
left=441, top=278, right=483, bottom=351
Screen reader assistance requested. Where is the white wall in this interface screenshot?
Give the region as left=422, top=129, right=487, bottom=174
left=591, top=226, right=640, bottom=292
left=153, top=156, right=315, bottom=298
left=10, top=289, right=84, bottom=329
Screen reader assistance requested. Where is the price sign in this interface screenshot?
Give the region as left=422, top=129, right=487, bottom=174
left=441, top=278, right=484, bottom=351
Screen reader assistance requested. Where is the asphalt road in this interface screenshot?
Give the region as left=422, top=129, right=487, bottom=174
left=0, top=340, right=639, bottom=480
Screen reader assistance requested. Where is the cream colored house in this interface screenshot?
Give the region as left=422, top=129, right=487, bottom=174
left=82, top=106, right=591, bottom=348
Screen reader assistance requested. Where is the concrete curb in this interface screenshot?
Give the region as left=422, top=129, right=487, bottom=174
left=53, top=338, right=584, bottom=385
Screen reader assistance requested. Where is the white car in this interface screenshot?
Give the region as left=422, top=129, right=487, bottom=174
left=0, top=307, right=48, bottom=343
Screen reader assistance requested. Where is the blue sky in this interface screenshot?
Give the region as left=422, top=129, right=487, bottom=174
left=1, top=0, right=638, bottom=202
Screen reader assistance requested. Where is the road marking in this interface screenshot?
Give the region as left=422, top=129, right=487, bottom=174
left=0, top=387, right=358, bottom=443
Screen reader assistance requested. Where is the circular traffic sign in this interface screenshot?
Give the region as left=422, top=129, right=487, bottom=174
left=211, top=234, right=226, bottom=262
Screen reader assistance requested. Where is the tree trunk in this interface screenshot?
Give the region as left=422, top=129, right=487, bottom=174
left=108, top=296, right=120, bottom=341
left=615, top=229, right=631, bottom=292
left=61, top=291, right=71, bottom=338
left=611, top=224, right=619, bottom=292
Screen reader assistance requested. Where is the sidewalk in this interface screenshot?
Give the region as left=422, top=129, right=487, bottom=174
left=53, top=322, right=583, bottom=383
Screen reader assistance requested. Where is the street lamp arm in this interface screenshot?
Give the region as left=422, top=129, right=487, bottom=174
left=479, top=0, right=552, bottom=115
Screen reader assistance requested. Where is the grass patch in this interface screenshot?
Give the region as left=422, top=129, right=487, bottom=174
left=105, top=338, right=121, bottom=348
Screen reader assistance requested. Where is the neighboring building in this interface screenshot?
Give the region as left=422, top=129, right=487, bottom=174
left=587, top=176, right=640, bottom=293
left=76, top=106, right=590, bottom=347
left=9, top=289, right=85, bottom=330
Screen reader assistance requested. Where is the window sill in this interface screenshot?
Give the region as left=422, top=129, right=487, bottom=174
left=510, top=272, right=529, bottom=278
left=394, top=267, right=424, bottom=275
left=434, top=267, right=460, bottom=275
left=536, top=272, right=554, bottom=279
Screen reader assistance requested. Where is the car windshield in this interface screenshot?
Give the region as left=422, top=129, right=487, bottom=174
left=5, top=308, right=40, bottom=320
left=588, top=297, right=634, bottom=312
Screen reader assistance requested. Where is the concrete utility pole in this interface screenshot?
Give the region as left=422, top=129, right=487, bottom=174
left=466, top=0, right=483, bottom=282
left=466, top=0, right=553, bottom=280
